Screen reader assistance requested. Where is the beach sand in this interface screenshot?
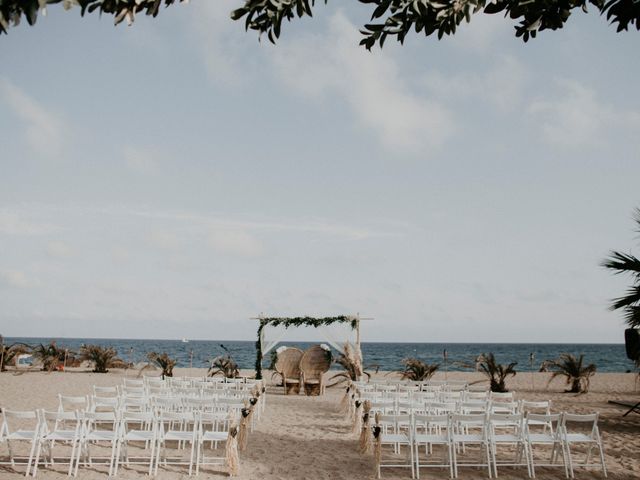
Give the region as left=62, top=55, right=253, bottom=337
left=1, top=368, right=638, bottom=479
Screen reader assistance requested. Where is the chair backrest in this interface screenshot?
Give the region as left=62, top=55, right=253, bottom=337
left=299, top=345, right=331, bottom=380
left=414, top=413, right=450, bottom=430
left=1, top=409, right=39, bottom=436
left=521, top=400, right=551, bottom=415
left=562, top=412, right=600, bottom=437
left=466, top=391, right=489, bottom=401
left=41, top=409, right=82, bottom=432
left=90, top=395, right=120, bottom=412
left=490, top=400, right=519, bottom=414
left=93, top=385, right=118, bottom=397
left=121, top=386, right=146, bottom=397
left=275, top=348, right=304, bottom=380
left=459, top=401, right=488, bottom=414
left=451, top=413, right=488, bottom=431
left=490, top=391, right=515, bottom=402
left=378, top=413, right=412, bottom=431
left=429, top=401, right=457, bottom=414
left=58, top=394, right=89, bottom=412
left=124, top=378, right=144, bottom=388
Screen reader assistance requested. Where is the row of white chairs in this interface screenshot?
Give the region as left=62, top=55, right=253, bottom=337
left=355, top=380, right=470, bottom=393
left=372, top=411, right=607, bottom=479
left=359, top=390, right=516, bottom=404
left=0, top=407, right=238, bottom=477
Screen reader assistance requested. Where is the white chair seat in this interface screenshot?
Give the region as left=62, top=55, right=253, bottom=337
left=7, top=430, right=38, bottom=440
left=85, top=431, right=117, bottom=441
left=528, top=433, right=557, bottom=443
left=163, top=430, right=195, bottom=441
left=381, top=433, right=410, bottom=443
left=202, top=431, right=228, bottom=442
left=492, top=433, right=522, bottom=442
left=43, top=430, right=77, bottom=441
left=414, top=433, right=448, bottom=443
left=452, top=433, right=486, bottom=443
left=565, top=433, right=596, bottom=443
left=124, top=431, right=154, bottom=442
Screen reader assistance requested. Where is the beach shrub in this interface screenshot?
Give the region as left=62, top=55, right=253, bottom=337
left=208, top=345, right=240, bottom=378
left=146, top=352, right=177, bottom=379
left=399, top=358, right=439, bottom=381
left=542, top=353, right=596, bottom=394
left=31, top=341, right=71, bottom=371
left=478, top=353, right=517, bottom=392
left=0, top=338, right=30, bottom=371
left=79, top=344, right=123, bottom=373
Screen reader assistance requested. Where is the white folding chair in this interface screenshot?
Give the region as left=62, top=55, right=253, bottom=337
left=524, top=413, right=567, bottom=478
left=521, top=401, right=553, bottom=433
left=116, top=411, right=157, bottom=476
left=450, top=413, right=492, bottom=478
left=562, top=413, right=607, bottom=478
left=375, top=414, right=414, bottom=479
left=90, top=395, right=120, bottom=414
left=76, top=411, right=120, bottom=477
left=33, top=410, right=82, bottom=477
left=0, top=409, right=41, bottom=477
left=195, top=412, right=235, bottom=475
left=413, top=414, right=452, bottom=478
left=487, top=412, right=531, bottom=477
left=155, top=411, right=197, bottom=475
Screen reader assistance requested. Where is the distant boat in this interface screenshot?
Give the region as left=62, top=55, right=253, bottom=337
left=181, top=338, right=189, bottom=343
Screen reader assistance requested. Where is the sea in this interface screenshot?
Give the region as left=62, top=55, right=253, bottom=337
left=4, top=337, right=635, bottom=373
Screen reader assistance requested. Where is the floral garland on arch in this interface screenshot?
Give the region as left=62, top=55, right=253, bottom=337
left=254, top=316, right=357, bottom=379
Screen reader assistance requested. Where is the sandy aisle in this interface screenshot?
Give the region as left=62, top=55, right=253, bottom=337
left=1, top=369, right=638, bottom=479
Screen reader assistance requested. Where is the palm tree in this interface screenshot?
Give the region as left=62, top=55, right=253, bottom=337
left=478, top=353, right=517, bottom=392
left=208, top=344, right=240, bottom=378
left=542, top=353, right=596, bottom=393
left=79, top=345, right=122, bottom=373
left=602, top=207, right=640, bottom=329
left=31, top=341, right=70, bottom=371
left=398, top=358, right=439, bottom=381
left=145, top=352, right=177, bottom=379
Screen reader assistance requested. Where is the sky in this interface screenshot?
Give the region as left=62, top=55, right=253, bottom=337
left=0, top=1, right=638, bottom=344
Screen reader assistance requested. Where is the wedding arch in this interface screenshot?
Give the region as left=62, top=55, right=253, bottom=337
left=252, top=314, right=368, bottom=379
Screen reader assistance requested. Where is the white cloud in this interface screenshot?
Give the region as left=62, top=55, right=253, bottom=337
left=0, top=77, right=66, bottom=157
left=208, top=229, right=264, bottom=257
left=422, top=55, right=527, bottom=112
left=123, top=145, right=159, bottom=173
left=0, top=270, right=33, bottom=288
left=46, top=241, right=73, bottom=258
left=269, top=11, right=455, bottom=155
left=149, top=230, right=180, bottom=250
left=189, top=1, right=259, bottom=86
left=528, top=79, right=640, bottom=150
left=0, top=210, right=58, bottom=235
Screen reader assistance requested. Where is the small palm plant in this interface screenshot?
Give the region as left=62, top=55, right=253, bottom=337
left=478, top=353, right=517, bottom=392
left=0, top=338, right=31, bottom=371
left=208, top=345, right=240, bottom=378
left=327, top=346, right=376, bottom=386
left=79, top=344, right=122, bottom=373
left=146, top=352, right=177, bottom=379
left=542, top=353, right=596, bottom=393
left=399, top=358, right=439, bottom=381
left=602, top=207, right=640, bottom=329
left=31, top=341, right=70, bottom=371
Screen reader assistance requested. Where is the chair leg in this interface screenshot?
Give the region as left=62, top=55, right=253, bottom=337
left=25, top=437, right=38, bottom=477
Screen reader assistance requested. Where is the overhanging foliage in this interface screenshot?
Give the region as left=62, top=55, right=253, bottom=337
left=0, top=0, right=638, bottom=49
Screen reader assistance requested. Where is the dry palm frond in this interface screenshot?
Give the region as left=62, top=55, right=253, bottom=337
left=399, top=358, right=439, bottom=381
left=79, top=344, right=123, bottom=373
left=31, top=341, right=71, bottom=371
left=208, top=344, right=240, bottom=378
left=543, top=353, right=596, bottom=394
left=0, top=340, right=30, bottom=372
left=143, top=352, right=177, bottom=379
left=477, top=353, right=517, bottom=392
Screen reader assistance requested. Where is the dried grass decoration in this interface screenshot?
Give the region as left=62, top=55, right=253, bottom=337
left=340, top=382, right=352, bottom=413
left=238, top=402, right=252, bottom=451
left=225, top=422, right=240, bottom=476
left=373, top=412, right=382, bottom=472
left=352, top=400, right=363, bottom=434
left=359, top=400, right=372, bottom=454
